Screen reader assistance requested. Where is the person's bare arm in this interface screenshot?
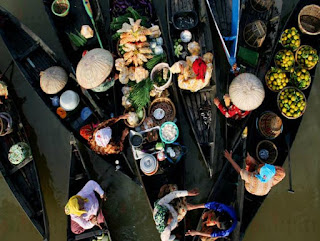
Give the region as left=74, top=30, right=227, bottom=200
left=224, top=150, right=241, bottom=173
left=186, top=230, right=211, bottom=237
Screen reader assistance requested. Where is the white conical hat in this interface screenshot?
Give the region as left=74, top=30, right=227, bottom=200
left=229, top=73, right=265, bottom=111
left=76, top=48, right=114, bottom=89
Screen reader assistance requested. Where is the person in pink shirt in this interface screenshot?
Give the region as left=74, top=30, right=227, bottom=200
left=65, top=180, right=107, bottom=234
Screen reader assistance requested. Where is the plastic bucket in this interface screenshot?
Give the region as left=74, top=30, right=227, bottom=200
left=51, top=0, right=70, bottom=17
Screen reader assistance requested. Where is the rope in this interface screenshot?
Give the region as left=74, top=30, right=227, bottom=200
left=0, top=112, right=13, bottom=136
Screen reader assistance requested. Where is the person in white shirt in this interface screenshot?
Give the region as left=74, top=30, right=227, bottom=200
left=153, top=185, right=199, bottom=241
left=65, top=180, right=107, bottom=234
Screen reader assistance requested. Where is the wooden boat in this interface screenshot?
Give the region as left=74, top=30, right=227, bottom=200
left=191, top=133, right=246, bottom=241
left=0, top=62, right=49, bottom=241
left=67, top=134, right=112, bottom=241
left=206, top=0, right=240, bottom=67
left=105, top=0, right=189, bottom=239
left=41, top=0, right=119, bottom=118
left=240, top=0, right=320, bottom=238
left=0, top=7, right=138, bottom=183
left=166, top=0, right=218, bottom=176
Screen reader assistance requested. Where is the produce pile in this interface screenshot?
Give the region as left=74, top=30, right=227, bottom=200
left=291, top=68, right=311, bottom=89
left=274, top=49, right=295, bottom=72
left=278, top=87, right=306, bottom=118
left=296, top=45, right=318, bottom=69
left=265, top=67, right=289, bottom=91
left=280, top=27, right=300, bottom=50
left=266, top=27, right=319, bottom=119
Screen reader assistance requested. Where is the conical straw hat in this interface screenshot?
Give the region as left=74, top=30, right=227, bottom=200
left=229, top=73, right=265, bottom=111
left=76, top=48, right=114, bottom=89
left=40, top=66, right=68, bottom=94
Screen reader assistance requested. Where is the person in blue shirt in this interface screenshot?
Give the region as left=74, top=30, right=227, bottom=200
left=185, top=201, right=237, bottom=240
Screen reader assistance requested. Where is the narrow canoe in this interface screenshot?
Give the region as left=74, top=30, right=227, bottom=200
left=0, top=63, right=49, bottom=241
left=67, top=134, right=112, bottom=241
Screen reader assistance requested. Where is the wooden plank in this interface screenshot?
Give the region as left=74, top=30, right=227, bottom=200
left=9, top=156, right=33, bottom=175
left=189, top=93, right=203, bottom=143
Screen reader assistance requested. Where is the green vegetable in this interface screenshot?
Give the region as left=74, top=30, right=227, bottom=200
left=146, top=53, right=166, bottom=70
left=112, top=32, right=121, bottom=40
left=153, top=70, right=167, bottom=86
left=136, top=109, right=144, bottom=119
left=67, top=31, right=87, bottom=47
left=128, top=78, right=153, bottom=111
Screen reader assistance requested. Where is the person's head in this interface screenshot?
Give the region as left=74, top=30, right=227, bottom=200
left=216, top=212, right=233, bottom=230
left=255, top=164, right=276, bottom=183
left=64, top=195, right=88, bottom=216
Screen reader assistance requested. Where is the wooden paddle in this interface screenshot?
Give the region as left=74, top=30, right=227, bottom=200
left=285, top=133, right=294, bottom=194
left=82, top=0, right=103, bottom=48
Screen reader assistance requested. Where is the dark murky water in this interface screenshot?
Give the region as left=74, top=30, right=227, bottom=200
left=0, top=0, right=319, bottom=241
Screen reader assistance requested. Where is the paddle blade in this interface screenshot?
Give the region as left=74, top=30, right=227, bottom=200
left=82, top=0, right=93, bottom=19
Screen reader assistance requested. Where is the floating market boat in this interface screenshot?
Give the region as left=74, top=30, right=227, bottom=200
left=42, top=0, right=119, bottom=118
left=206, top=0, right=240, bottom=68
left=166, top=0, right=218, bottom=176
left=67, top=134, right=112, bottom=241
left=240, top=0, right=320, bottom=238
left=191, top=133, right=246, bottom=241
left=106, top=0, right=189, bottom=238
left=0, top=7, right=138, bottom=184
left=0, top=63, right=49, bottom=241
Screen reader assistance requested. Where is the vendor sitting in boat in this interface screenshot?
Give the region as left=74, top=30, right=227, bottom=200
left=214, top=73, right=265, bottom=120
left=153, top=184, right=200, bottom=241
left=65, top=180, right=107, bottom=234
left=80, top=114, right=129, bottom=155
left=214, top=94, right=251, bottom=120
left=224, top=150, right=286, bottom=196
left=185, top=201, right=237, bottom=240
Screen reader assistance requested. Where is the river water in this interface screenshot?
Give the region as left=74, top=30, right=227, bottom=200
left=0, top=0, right=319, bottom=241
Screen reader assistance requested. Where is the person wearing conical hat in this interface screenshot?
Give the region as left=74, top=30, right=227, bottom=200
left=224, top=150, right=285, bottom=196
left=65, top=180, right=106, bottom=234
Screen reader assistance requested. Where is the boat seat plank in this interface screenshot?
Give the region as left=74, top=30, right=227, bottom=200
left=9, top=156, right=33, bottom=175
left=75, top=229, right=105, bottom=240
left=17, top=44, right=39, bottom=61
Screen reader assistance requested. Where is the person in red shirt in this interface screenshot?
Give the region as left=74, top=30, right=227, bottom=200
left=214, top=94, right=250, bottom=120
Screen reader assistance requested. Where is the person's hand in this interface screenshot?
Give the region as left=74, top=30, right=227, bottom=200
left=188, top=188, right=199, bottom=196
left=122, top=128, right=129, bottom=138
left=90, top=215, right=98, bottom=225
left=100, top=193, right=107, bottom=201
left=213, top=98, right=220, bottom=106
left=224, top=150, right=233, bottom=161
left=186, top=230, right=198, bottom=236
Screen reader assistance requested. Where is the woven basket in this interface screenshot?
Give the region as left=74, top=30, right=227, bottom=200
left=298, top=4, right=320, bottom=35
left=290, top=67, right=311, bottom=90
left=256, top=140, right=278, bottom=164
left=295, top=45, right=318, bottom=70
left=250, top=0, right=274, bottom=13
left=277, top=87, right=307, bottom=120
left=274, top=49, right=295, bottom=72
left=257, top=111, right=283, bottom=139
left=148, top=97, right=176, bottom=126
left=244, top=20, right=267, bottom=48
left=123, top=107, right=146, bottom=128
left=265, top=68, right=288, bottom=92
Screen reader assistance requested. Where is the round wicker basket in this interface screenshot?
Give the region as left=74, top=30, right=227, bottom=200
left=256, top=111, right=283, bottom=139
left=244, top=20, right=267, bottom=48
left=295, top=45, right=318, bottom=70
left=123, top=107, right=146, bottom=128
left=298, top=4, right=320, bottom=35
left=256, top=140, right=278, bottom=164
left=290, top=67, right=311, bottom=90
left=277, top=87, right=307, bottom=120
left=265, top=68, right=288, bottom=92
left=148, top=97, right=176, bottom=126
left=250, top=0, right=274, bottom=13
left=274, top=49, right=295, bottom=72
